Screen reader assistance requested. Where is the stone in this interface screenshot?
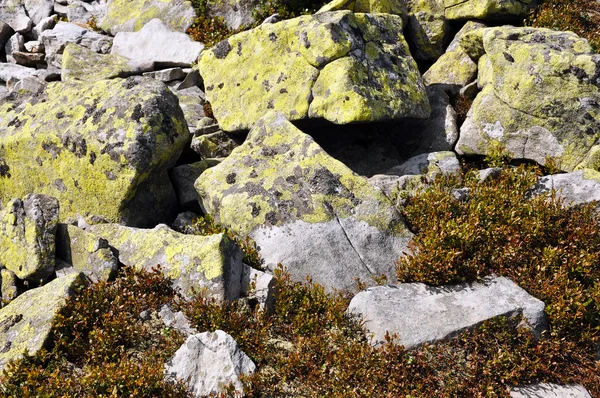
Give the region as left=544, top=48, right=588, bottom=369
left=146, top=67, right=186, bottom=82
left=423, top=48, right=477, bottom=93
left=446, top=20, right=486, bottom=53
left=88, top=223, right=244, bottom=300
left=171, top=211, right=199, bottom=234
left=0, top=21, right=13, bottom=51
left=190, top=130, right=242, bottom=158
left=509, top=383, right=592, bottom=398
left=1, top=269, right=19, bottom=302
left=24, top=0, right=54, bottom=25
left=317, top=0, right=409, bottom=18
left=159, top=304, right=197, bottom=336
left=55, top=224, right=119, bottom=282
left=398, top=86, right=458, bottom=154
left=175, top=68, right=202, bottom=91
left=207, top=0, right=260, bottom=30
left=406, top=0, right=449, bottom=61
left=11, top=51, right=45, bottom=67
left=199, top=11, right=429, bottom=132
left=531, top=169, right=600, bottom=207
left=196, top=112, right=413, bottom=292
left=32, top=15, right=57, bottom=38
left=0, top=2, right=33, bottom=33
left=195, top=117, right=219, bottom=136
left=0, top=194, right=59, bottom=282
left=165, top=330, right=256, bottom=397
left=478, top=167, right=502, bottom=182
left=0, top=77, right=189, bottom=227
left=111, top=19, right=204, bottom=70
left=348, top=276, right=548, bottom=347
left=5, top=33, right=25, bottom=64
left=66, top=0, right=108, bottom=25
left=241, top=264, right=275, bottom=312
left=24, top=40, right=44, bottom=53
left=386, top=151, right=460, bottom=177
left=169, top=160, right=221, bottom=209
left=455, top=27, right=600, bottom=172
left=443, top=0, right=537, bottom=21
left=175, top=86, right=208, bottom=133
left=61, top=43, right=140, bottom=82
left=11, top=76, right=46, bottom=94
left=99, top=0, right=196, bottom=35
left=0, top=272, right=86, bottom=371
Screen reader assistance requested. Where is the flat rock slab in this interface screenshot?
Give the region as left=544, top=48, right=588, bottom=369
left=0, top=77, right=189, bottom=227
left=61, top=43, right=141, bottom=82
left=165, top=330, right=256, bottom=397
left=532, top=169, right=600, bottom=207
left=0, top=272, right=86, bottom=371
left=111, top=19, right=204, bottom=69
left=88, top=223, right=244, bottom=300
left=348, top=276, right=548, bottom=347
left=196, top=112, right=413, bottom=292
left=510, top=383, right=592, bottom=398
left=455, top=27, right=600, bottom=172
left=199, top=10, right=429, bottom=132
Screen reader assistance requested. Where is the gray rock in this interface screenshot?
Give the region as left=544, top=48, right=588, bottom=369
left=348, top=276, right=548, bottom=347
left=53, top=2, right=68, bottom=17
left=24, top=0, right=54, bottom=25
left=88, top=223, right=244, bottom=301
left=241, top=264, right=275, bottom=312
left=32, top=14, right=56, bottom=38
left=261, top=13, right=281, bottom=24
left=66, top=0, right=108, bottom=25
left=196, top=112, right=413, bottom=292
left=386, top=151, right=460, bottom=178
left=170, top=210, right=200, bottom=234
left=509, top=383, right=592, bottom=398
left=195, top=117, right=219, bottom=136
left=207, top=0, right=259, bottom=30
left=11, top=76, right=46, bottom=94
left=406, top=0, right=449, bottom=61
left=0, top=2, right=33, bottom=33
left=175, top=68, right=202, bottom=90
left=159, top=304, right=197, bottom=336
left=111, top=19, right=204, bottom=69
left=532, top=170, right=600, bottom=207
left=61, top=43, right=141, bottom=82
left=452, top=187, right=470, bottom=201
left=55, top=224, right=119, bottom=283
left=444, top=0, right=537, bottom=21
left=175, top=86, right=208, bottom=133
left=165, top=330, right=256, bottom=397
left=0, top=194, right=59, bottom=282
left=478, top=167, right=502, bottom=182
left=11, top=51, right=45, bottom=67
left=191, top=130, right=242, bottom=159
left=0, top=269, right=19, bottom=302
left=169, top=160, right=221, bottom=210
left=144, top=67, right=186, bottom=82
left=5, top=33, right=25, bottom=63
left=24, top=40, right=44, bottom=52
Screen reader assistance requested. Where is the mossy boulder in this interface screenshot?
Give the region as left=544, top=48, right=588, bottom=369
left=198, top=11, right=429, bottom=132
left=99, top=0, right=196, bottom=35
left=455, top=27, right=600, bottom=172
left=196, top=112, right=413, bottom=291
left=87, top=223, right=244, bottom=300
left=0, top=77, right=189, bottom=227
left=443, top=0, right=537, bottom=21
left=0, top=194, right=59, bottom=282
left=0, top=272, right=86, bottom=371
left=61, top=43, right=139, bottom=83
left=406, top=0, right=449, bottom=61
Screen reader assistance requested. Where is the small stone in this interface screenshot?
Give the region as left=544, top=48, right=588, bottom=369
left=159, top=304, right=197, bottom=336
left=24, top=40, right=44, bottom=53
left=190, top=130, right=241, bottom=159
left=0, top=269, right=20, bottom=302
left=169, top=160, right=221, bottom=210
left=152, top=67, right=186, bottom=82
left=195, top=117, right=220, bottom=136
left=452, top=187, right=470, bottom=202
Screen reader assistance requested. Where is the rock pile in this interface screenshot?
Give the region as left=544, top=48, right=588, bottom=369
left=1, top=0, right=598, bottom=395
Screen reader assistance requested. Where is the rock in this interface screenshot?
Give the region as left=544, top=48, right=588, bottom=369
left=443, top=0, right=537, bottom=21
left=24, top=40, right=44, bottom=53
left=0, top=194, right=59, bottom=282
left=1, top=269, right=20, bottom=302
left=208, top=0, right=259, bottom=30
left=191, top=130, right=242, bottom=159
left=348, top=276, right=548, bottom=347
left=317, top=0, right=409, bottom=18
left=171, top=211, right=199, bottom=234
left=111, top=19, right=204, bottom=70
left=261, top=13, right=281, bottom=24
left=0, top=2, right=33, bottom=33
left=478, top=167, right=502, bottom=182
left=165, top=330, right=256, bottom=397
left=24, top=0, right=54, bottom=25
left=145, top=67, right=186, bottom=82
left=55, top=224, right=119, bottom=282
left=386, top=151, right=460, bottom=177
left=169, top=160, right=221, bottom=210
left=398, top=86, right=458, bottom=154
left=241, top=264, right=275, bottom=312
left=455, top=27, right=600, bottom=172
left=0, top=77, right=189, bottom=227
left=88, top=223, right=244, bottom=300
left=452, top=187, right=469, bottom=201
left=0, top=272, right=86, bottom=371
left=5, top=33, right=25, bottom=64
left=66, top=0, right=108, bottom=25
left=159, top=304, right=197, bottom=336
left=195, top=116, right=219, bottom=136
left=175, top=68, right=202, bottom=91
left=99, top=0, right=196, bottom=35
left=32, top=14, right=56, bottom=38
left=61, top=43, right=140, bottom=82
left=196, top=112, right=413, bottom=291
left=11, top=76, right=46, bottom=94
left=175, top=86, right=208, bottom=133
left=446, top=20, right=486, bottom=53
left=199, top=11, right=429, bottom=132
left=0, top=21, right=13, bottom=50
left=532, top=169, right=600, bottom=207
left=509, top=383, right=592, bottom=398
left=406, top=0, right=449, bottom=61
left=11, top=51, right=45, bottom=67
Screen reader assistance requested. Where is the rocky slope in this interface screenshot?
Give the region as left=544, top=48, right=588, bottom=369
left=0, top=0, right=599, bottom=396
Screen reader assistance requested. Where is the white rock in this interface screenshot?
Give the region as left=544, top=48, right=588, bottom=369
left=533, top=170, right=600, bottom=207
left=0, top=63, right=43, bottom=83
left=241, top=264, right=275, bottom=312
left=348, top=276, right=548, bottom=347
left=24, top=0, right=54, bottom=25
left=165, top=331, right=255, bottom=397
left=509, top=383, right=592, bottom=398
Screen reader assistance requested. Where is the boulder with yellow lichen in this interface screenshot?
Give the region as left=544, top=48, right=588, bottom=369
left=0, top=77, right=189, bottom=227
left=198, top=10, right=430, bottom=132
left=443, top=0, right=537, bottom=21
left=196, top=111, right=413, bottom=292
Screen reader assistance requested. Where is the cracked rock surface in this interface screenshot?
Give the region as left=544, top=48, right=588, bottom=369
left=198, top=10, right=429, bottom=132
left=456, top=27, right=600, bottom=172
left=196, top=111, right=413, bottom=292
left=443, top=0, right=537, bottom=21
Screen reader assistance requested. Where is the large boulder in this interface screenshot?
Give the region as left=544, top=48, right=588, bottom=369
left=443, top=0, right=537, bottom=21
left=165, top=330, right=256, bottom=397
left=111, top=19, right=204, bottom=69
left=348, top=276, right=548, bottom=347
left=455, top=27, right=600, bottom=172
left=0, top=1, right=33, bottom=34
left=0, top=272, right=86, bottom=371
left=531, top=169, right=600, bottom=207
left=99, top=0, right=196, bottom=35
left=406, top=0, right=449, bottom=61
left=196, top=112, right=413, bottom=291
left=199, top=11, right=429, bottom=132
left=0, top=77, right=189, bottom=227
left=0, top=194, right=59, bottom=282
left=87, top=223, right=244, bottom=300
